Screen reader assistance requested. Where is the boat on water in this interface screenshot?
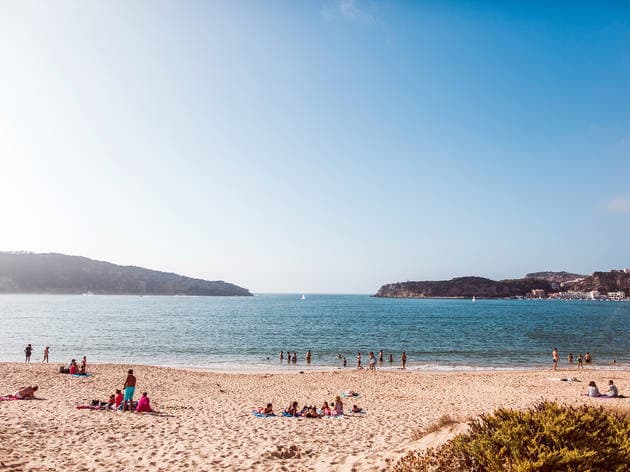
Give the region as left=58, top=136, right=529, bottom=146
left=472, top=296, right=476, bottom=303
left=301, top=294, right=306, bottom=300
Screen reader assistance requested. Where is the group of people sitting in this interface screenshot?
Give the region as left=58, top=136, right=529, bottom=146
left=257, top=396, right=364, bottom=417
left=59, top=356, right=88, bottom=375
left=587, top=380, right=622, bottom=398
left=89, top=390, right=153, bottom=412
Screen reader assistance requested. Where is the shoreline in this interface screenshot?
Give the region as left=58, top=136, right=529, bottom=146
left=1, top=362, right=628, bottom=471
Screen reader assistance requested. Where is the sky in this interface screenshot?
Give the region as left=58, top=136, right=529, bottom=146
left=1, top=1, right=629, bottom=293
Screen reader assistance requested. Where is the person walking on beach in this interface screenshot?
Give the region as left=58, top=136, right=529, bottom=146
left=24, top=344, right=32, bottom=363
left=122, top=369, right=137, bottom=412
left=401, top=351, right=407, bottom=369
left=42, top=346, right=49, bottom=363
left=552, top=348, right=559, bottom=371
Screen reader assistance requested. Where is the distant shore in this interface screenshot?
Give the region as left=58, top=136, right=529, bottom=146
left=1, top=362, right=629, bottom=471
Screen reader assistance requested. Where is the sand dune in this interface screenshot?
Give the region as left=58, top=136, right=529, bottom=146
left=1, top=363, right=628, bottom=471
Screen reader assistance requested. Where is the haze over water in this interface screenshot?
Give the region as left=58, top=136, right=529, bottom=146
left=1, top=294, right=628, bottom=371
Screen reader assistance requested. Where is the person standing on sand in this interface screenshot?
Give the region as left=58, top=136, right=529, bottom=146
left=401, top=351, right=407, bottom=369
left=122, top=369, right=137, bottom=412
left=80, top=356, right=87, bottom=374
left=42, top=346, right=49, bottom=363
left=292, top=352, right=297, bottom=363
left=24, top=344, right=32, bottom=363
left=552, top=348, right=559, bottom=371
left=356, top=352, right=362, bottom=369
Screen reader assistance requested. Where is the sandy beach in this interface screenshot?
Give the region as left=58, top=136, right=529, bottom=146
left=1, top=363, right=628, bottom=471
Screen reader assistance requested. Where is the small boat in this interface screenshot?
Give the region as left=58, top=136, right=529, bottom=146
left=301, top=294, right=306, bottom=300
left=472, top=296, right=476, bottom=303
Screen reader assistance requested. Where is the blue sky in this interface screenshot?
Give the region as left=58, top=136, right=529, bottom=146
left=1, top=1, right=629, bottom=293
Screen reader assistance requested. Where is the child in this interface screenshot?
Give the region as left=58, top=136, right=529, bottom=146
left=351, top=404, right=363, bottom=413
left=114, top=389, right=123, bottom=409
left=320, top=401, right=331, bottom=416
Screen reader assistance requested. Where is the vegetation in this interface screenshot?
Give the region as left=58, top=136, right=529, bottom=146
left=411, top=415, right=459, bottom=441
left=393, top=402, right=630, bottom=472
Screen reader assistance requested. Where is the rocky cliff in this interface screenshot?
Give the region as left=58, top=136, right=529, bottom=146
left=525, top=271, right=585, bottom=283
left=374, top=276, right=553, bottom=298
left=0, top=252, right=252, bottom=296
left=562, top=271, right=630, bottom=295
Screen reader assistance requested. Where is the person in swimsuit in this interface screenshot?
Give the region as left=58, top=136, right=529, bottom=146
left=577, top=353, right=584, bottom=370
left=388, top=353, right=393, bottom=363
left=378, top=350, right=383, bottom=363
left=292, top=352, right=297, bottom=363
left=42, top=346, right=49, bottom=364
left=80, top=356, right=87, bottom=374
left=14, top=385, right=38, bottom=399
left=333, top=396, right=343, bottom=416
left=356, top=352, right=362, bottom=369
left=401, top=351, right=407, bottom=369
left=279, top=351, right=284, bottom=361
left=584, top=352, right=592, bottom=364
left=284, top=401, right=299, bottom=416
left=552, top=348, right=559, bottom=371
left=368, top=352, right=377, bottom=370
left=122, top=369, right=137, bottom=412
left=306, top=350, right=311, bottom=363
left=567, top=353, right=573, bottom=365
left=24, top=344, right=32, bottom=363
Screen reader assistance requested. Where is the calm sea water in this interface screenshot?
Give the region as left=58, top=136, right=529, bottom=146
left=0, top=294, right=628, bottom=371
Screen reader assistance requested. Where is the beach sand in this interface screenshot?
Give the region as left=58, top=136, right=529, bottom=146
left=1, top=363, right=628, bottom=471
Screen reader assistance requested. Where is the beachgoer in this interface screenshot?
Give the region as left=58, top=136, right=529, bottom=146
left=42, top=346, right=49, bottom=363
left=343, top=357, right=347, bottom=367
left=552, top=348, right=559, bottom=371
left=306, top=350, right=311, bottom=363
left=584, top=352, right=592, bottom=364
left=577, top=354, right=584, bottom=370
left=304, top=405, right=320, bottom=418
left=388, top=354, right=393, bottom=363
left=14, top=385, right=38, bottom=399
left=114, top=389, right=123, bottom=409
left=292, top=352, right=297, bottom=363
left=333, top=395, right=343, bottom=416
left=24, top=344, right=32, bottom=363
left=607, top=380, right=619, bottom=398
left=69, top=359, right=78, bottom=375
left=80, top=356, right=87, bottom=374
left=285, top=401, right=299, bottom=416
left=587, top=381, right=600, bottom=397
left=567, top=353, right=573, bottom=365
left=356, top=352, right=362, bottom=369
left=351, top=404, right=362, bottom=413
left=378, top=350, right=383, bottom=362
left=135, top=392, right=153, bottom=412
left=280, top=351, right=284, bottom=361
left=401, top=351, right=407, bottom=369
left=122, top=369, right=137, bottom=412
left=321, top=401, right=331, bottom=416
left=106, top=394, right=116, bottom=407
left=258, top=403, right=273, bottom=415
left=368, top=352, right=376, bottom=370
left=286, top=349, right=290, bottom=362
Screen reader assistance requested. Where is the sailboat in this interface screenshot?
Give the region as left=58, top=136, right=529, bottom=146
left=472, top=296, right=476, bottom=303
left=301, top=294, right=306, bottom=300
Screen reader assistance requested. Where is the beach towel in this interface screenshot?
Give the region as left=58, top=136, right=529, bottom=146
left=0, top=395, right=21, bottom=401
left=72, top=373, right=93, bottom=377
left=76, top=405, right=114, bottom=410
left=282, top=411, right=299, bottom=418
left=581, top=394, right=619, bottom=399
left=252, top=411, right=276, bottom=417
left=341, top=392, right=360, bottom=398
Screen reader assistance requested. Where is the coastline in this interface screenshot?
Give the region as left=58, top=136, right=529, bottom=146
left=1, top=362, right=628, bottom=471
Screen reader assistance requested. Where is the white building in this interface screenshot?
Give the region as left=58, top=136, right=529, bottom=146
left=608, top=291, right=626, bottom=300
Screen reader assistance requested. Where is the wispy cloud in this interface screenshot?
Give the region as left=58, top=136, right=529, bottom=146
left=322, top=0, right=377, bottom=25
left=604, top=196, right=630, bottom=214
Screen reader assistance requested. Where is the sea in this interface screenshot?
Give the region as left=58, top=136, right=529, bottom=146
left=0, top=294, right=628, bottom=371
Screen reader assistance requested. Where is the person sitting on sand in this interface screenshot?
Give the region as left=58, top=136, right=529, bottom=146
left=114, top=389, right=123, bottom=409
left=587, top=381, right=600, bottom=397
left=258, top=403, right=274, bottom=415
left=68, top=359, right=78, bottom=375
left=320, top=401, right=331, bottom=416
left=284, top=401, right=299, bottom=416
left=332, top=396, right=343, bottom=416
left=607, top=380, right=619, bottom=398
left=303, top=405, right=320, bottom=418
left=14, top=386, right=38, bottom=399
left=135, top=392, right=153, bottom=412
left=351, top=404, right=363, bottom=413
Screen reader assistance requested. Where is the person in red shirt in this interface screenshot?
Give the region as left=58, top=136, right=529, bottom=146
left=114, top=389, right=123, bottom=409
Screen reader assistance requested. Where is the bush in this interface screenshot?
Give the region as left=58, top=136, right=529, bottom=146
left=393, top=401, right=630, bottom=472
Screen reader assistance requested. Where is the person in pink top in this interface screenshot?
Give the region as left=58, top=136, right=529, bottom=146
left=135, top=392, right=153, bottom=413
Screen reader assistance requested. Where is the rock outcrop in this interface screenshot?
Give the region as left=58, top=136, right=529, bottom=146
left=0, top=252, right=252, bottom=296
left=525, top=271, right=585, bottom=284
left=562, top=271, right=630, bottom=295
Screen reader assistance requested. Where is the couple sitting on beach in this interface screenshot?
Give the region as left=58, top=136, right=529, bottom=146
left=587, top=380, right=623, bottom=398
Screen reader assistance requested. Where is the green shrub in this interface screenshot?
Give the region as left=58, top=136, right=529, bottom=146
left=393, top=402, right=630, bottom=472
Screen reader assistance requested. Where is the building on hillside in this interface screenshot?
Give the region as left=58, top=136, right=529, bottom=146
left=531, top=289, right=546, bottom=298
left=608, top=291, right=626, bottom=301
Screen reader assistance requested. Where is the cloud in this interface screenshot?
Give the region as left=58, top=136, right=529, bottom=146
left=604, top=196, right=630, bottom=214
left=322, top=0, right=376, bottom=25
